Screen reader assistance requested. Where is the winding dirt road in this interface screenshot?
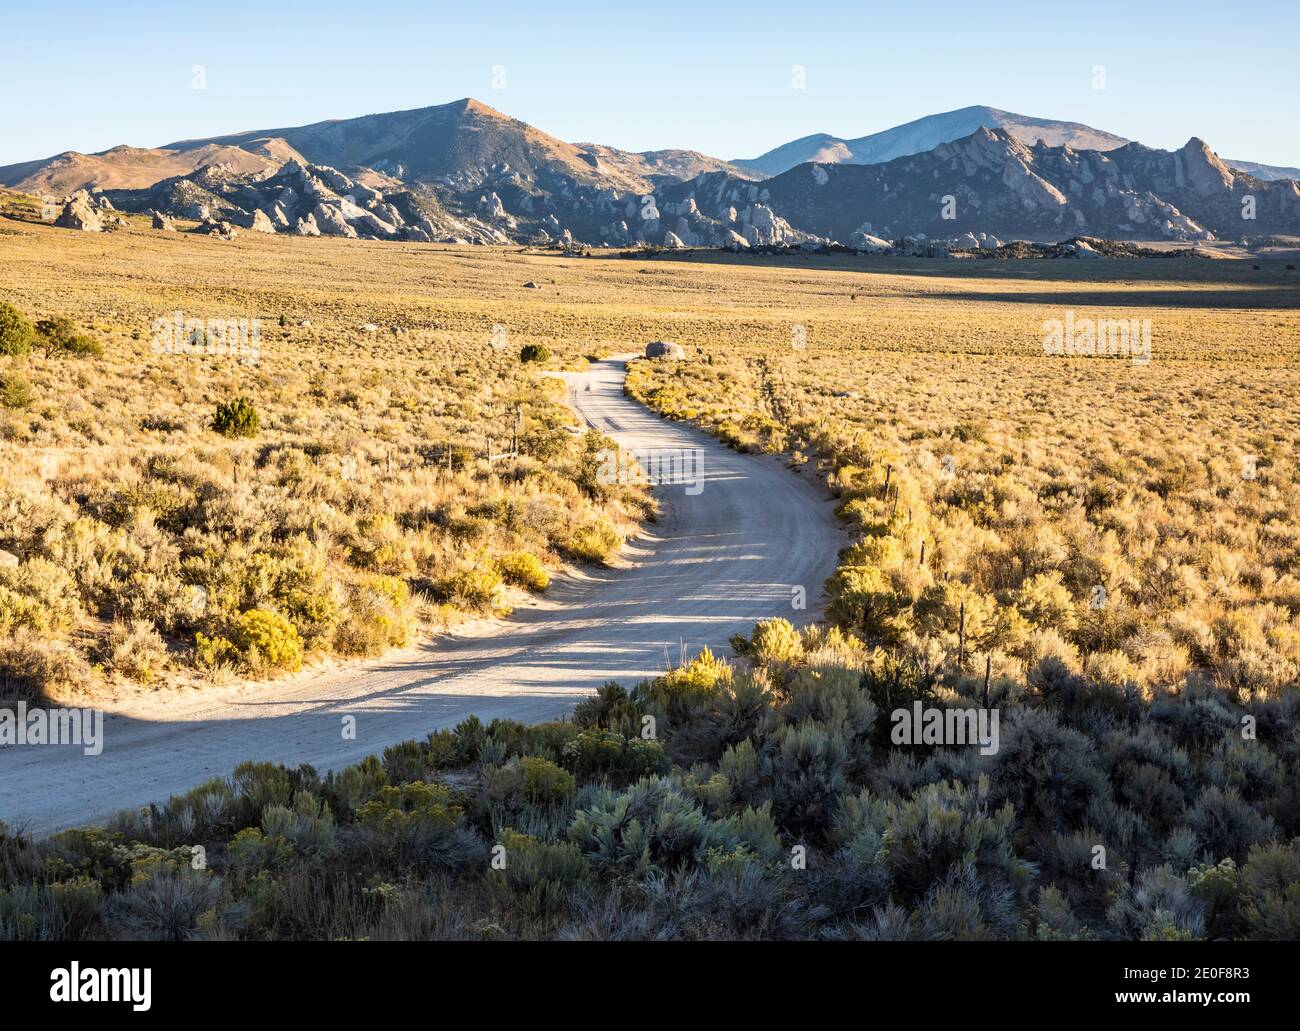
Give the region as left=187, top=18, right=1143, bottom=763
left=0, top=357, right=843, bottom=835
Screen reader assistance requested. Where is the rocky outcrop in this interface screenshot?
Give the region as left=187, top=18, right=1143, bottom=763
left=54, top=190, right=103, bottom=231
left=849, top=229, right=892, bottom=252
left=311, top=202, right=358, bottom=238
left=249, top=209, right=276, bottom=233
left=196, top=219, right=238, bottom=240
left=150, top=209, right=176, bottom=231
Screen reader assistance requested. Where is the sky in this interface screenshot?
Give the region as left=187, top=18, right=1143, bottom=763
left=2, top=0, right=1297, bottom=168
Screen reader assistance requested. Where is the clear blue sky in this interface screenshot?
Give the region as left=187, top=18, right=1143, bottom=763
left=2, top=0, right=1296, bottom=167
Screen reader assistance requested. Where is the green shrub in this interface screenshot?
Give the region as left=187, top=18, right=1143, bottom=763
left=211, top=397, right=259, bottom=438
left=0, top=372, right=33, bottom=409
left=519, top=343, right=551, bottom=364
left=355, top=781, right=484, bottom=869
left=0, top=302, right=33, bottom=357
left=747, top=618, right=805, bottom=665
left=1238, top=840, right=1300, bottom=940
left=519, top=757, right=575, bottom=805
left=560, top=520, right=620, bottom=564
left=231, top=609, right=304, bottom=672
left=103, top=619, right=169, bottom=684
left=496, top=551, right=550, bottom=592
left=437, top=563, right=504, bottom=610
left=106, top=866, right=220, bottom=941
left=561, top=729, right=666, bottom=784
left=0, top=877, right=103, bottom=940
left=334, top=575, right=413, bottom=655
left=647, top=646, right=732, bottom=707
left=35, top=316, right=102, bottom=359
left=485, top=828, right=591, bottom=919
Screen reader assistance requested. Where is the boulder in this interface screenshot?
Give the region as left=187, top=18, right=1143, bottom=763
left=343, top=206, right=399, bottom=238
left=849, top=230, right=891, bottom=253
left=196, top=219, right=238, bottom=240
left=311, top=202, right=358, bottom=238
left=295, top=213, right=321, bottom=236
left=478, top=192, right=511, bottom=221
left=54, top=190, right=103, bottom=231
left=645, top=340, right=685, bottom=359
left=249, top=209, right=276, bottom=234
left=0, top=549, right=18, bottom=569
left=97, top=195, right=115, bottom=210
left=151, top=210, right=176, bottom=231
left=662, top=231, right=686, bottom=249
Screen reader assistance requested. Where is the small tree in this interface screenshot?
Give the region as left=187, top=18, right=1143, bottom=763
left=0, top=302, right=34, bottom=357
left=35, top=316, right=103, bottom=359
left=519, top=343, right=550, bottom=364
left=211, top=396, right=259, bottom=438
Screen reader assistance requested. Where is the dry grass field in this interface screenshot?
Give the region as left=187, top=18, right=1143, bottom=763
left=3, top=210, right=1300, bottom=942
left=623, top=252, right=1300, bottom=699
left=1, top=209, right=1298, bottom=706
left=0, top=213, right=657, bottom=699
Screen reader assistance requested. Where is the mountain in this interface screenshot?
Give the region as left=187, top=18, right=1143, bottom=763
left=12, top=98, right=1300, bottom=250
left=168, top=98, right=653, bottom=193
left=0, top=99, right=657, bottom=199
left=575, top=144, right=760, bottom=186
left=733, top=105, right=1129, bottom=176
left=1224, top=158, right=1300, bottom=182
left=0, top=139, right=304, bottom=195
left=656, top=128, right=1300, bottom=247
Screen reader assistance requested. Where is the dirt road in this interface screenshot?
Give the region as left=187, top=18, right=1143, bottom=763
left=0, top=357, right=843, bottom=835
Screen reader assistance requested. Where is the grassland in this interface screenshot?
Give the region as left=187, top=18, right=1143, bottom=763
left=0, top=214, right=656, bottom=699
left=623, top=250, right=1300, bottom=699
left=2, top=212, right=1299, bottom=940
left=2, top=216, right=1298, bottom=701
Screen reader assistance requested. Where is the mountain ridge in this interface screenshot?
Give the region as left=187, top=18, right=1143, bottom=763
left=732, top=105, right=1131, bottom=176
left=8, top=99, right=1299, bottom=250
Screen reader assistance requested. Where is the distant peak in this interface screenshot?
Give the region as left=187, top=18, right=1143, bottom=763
left=458, top=97, right=507, bottom=118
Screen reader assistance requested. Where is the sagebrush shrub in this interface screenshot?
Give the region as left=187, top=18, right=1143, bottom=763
left=0, top=372, right=33, bottom=409
left=104, top=619, right=169, bottom=684
left=0, top=302, right=33, bottom=357
left=496, top=551, right=550, bottom=592
left=746, top=618, right=804, bottom=665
